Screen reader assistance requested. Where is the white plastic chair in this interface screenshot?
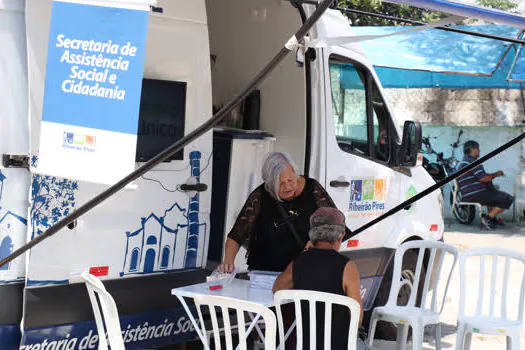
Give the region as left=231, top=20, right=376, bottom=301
left=456, top=247, right=525, bottom=350
left=451, top=179, right=483, bottom=227
left=273, top=289, right=361, bottom=350
left=367, top=241, right=459, bottom=350
left=193, top=295, right=277, bottom=350
left=513, top=173, right=525, bottom=225
left=80, top=272, right=125, bottom=350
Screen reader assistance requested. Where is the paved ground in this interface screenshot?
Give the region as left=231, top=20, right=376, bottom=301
left=372, top=222, right=525, bottom=350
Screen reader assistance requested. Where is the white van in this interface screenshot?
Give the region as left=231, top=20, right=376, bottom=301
left=0, top=0, right=444, bottom=348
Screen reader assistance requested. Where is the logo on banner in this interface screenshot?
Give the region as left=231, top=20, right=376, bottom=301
left=63, top=132, right=97, bottom=152
left=349, top=179, right=387, bottom=218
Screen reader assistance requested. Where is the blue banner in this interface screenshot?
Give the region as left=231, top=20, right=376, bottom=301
left=37, top=0, right=150, bottom=185
left=43, top=1, right=148, bottom=134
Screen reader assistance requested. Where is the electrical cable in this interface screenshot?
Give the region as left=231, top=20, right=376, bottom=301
left=140, top=152, right=212, bottom=192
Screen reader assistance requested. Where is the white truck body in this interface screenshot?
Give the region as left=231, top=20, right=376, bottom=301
left=0, top=0, right=444, bottom=348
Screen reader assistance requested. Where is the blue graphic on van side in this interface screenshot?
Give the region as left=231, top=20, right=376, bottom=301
left=0, top=170, right=28, bottom=274
left=184, top=151, right=201, bottom=268
left=121, top=151, right=207, bottom=276
left=30, top=172, right=78, bottom=240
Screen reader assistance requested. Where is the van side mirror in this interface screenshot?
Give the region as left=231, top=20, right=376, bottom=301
left=397, top=121, right=422, bottom=167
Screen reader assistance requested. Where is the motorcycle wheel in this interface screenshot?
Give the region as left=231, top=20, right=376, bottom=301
left=449, top=192, right=476, bottom=224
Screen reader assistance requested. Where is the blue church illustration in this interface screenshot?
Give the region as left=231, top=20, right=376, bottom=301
left=0, top=171, right=28, bottom=271
left=121, top=151, right=207, bottom=276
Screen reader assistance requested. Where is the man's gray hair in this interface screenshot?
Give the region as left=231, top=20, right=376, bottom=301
left=261, top=152, right=299, bottom=201
left=309, top=224, right=345, bottom=245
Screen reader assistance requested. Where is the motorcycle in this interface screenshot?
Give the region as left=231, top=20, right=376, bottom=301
left=422, top=130, right=476, bottom=224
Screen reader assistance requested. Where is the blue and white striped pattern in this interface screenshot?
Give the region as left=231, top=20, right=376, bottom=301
left=456, top=156, right=489, bottom=199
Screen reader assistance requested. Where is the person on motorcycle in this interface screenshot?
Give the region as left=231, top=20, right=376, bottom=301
left=456, top=140, right=515, bottom=230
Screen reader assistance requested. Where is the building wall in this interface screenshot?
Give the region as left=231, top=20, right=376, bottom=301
left=383, top=88, right=525, bottom=220
left=384, top=88, right=525, bottom=126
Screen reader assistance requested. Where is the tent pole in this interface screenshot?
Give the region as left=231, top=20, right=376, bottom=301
left=288, top=0, right=525, bottom=45
left=338, top=6, right=525, bottom=45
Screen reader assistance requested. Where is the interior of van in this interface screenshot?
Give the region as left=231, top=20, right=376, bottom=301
left=206, top=0, right=308, bottom=170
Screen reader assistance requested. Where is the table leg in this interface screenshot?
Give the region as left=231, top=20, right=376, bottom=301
left=248, top=312, right=266, bottom=340
left=276, top=320, right=296, bottom=350
left=175, top=295, right=210, bottom=350
left=234, top=313, right=263, bottom=350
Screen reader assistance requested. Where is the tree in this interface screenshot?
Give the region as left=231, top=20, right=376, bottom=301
left=337, top=0, right=448, bottom=26
left=477, top=0, right=518, bottom=11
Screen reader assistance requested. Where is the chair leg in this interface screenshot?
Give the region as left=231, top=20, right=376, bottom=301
left=507, top=335, right=520, bottom=350
left=396, top=324, right=409, bottom=350
left=410, top=324, right=424, bottom=350
left=435, top=323, right=442, bottom=350
left=455, top=322, right=465, bottom=350
left=463, top=332, right=472, bottom=350
left=476, top=207, right=482, bottom=230
left=367, top=313, right=379, bottom=349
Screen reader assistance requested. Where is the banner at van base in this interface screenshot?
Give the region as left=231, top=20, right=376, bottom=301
left=36, top=0, right=152, bottom=185
left=20, top=307, right=197, bottom=350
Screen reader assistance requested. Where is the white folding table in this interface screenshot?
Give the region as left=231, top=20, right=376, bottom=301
left=171, top=279, right=294, bottom=349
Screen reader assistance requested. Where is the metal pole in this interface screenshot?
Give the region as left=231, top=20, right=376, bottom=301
left=0, top=0, right=335, bottom=269
left=351, top=131, right=525, bottom=236
left=286, top=0, right=525, bottom=45
left=336, top=6, right=525, bottom=45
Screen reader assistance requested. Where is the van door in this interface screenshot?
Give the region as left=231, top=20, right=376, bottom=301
left=308, top=9, right=404, bottom=251
left=323, top=50, right=403, bottom=250
left=0, top=1, right=30, bottom=346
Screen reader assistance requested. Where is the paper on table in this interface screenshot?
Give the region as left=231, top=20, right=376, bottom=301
left=248, top=270, right=280, bottom=290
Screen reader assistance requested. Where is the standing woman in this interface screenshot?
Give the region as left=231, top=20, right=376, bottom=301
left=218, top=152, right=340, bottom=272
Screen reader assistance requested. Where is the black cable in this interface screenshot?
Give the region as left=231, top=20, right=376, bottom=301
left=199, top=152, right=213, bottom=175
left=337, top=6, right=525, bottom=45
left=0, top=0, right=337, bottom=269
left=351, top=131, right=525, bottom=236
left=296, top=0, right=319, bottom=4
left=284, top=0, right=525, bottom=45
left=141, top=176, right=181, bottom=193
left=141, top=153, right=211, bottom=192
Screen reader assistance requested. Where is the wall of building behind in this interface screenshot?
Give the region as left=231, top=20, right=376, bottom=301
left=383, top=88, right=525, bottom=220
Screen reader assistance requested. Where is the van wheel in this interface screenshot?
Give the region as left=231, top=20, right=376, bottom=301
left=367, top=248, right=425, bottom=341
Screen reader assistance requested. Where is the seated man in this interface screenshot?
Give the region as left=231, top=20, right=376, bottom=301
left=273, top=207, right=363, bottom=349
left=456, top=140, right=514, bottom=229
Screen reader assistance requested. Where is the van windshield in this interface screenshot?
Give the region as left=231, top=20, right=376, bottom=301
left=329, top=58, right=391, bottom=163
